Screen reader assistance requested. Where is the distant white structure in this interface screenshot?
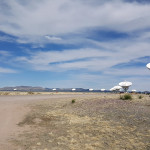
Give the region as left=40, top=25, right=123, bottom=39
left=110, top=87, right=115, bottom=91
left=113, top=86, right=122, bottom=91
left=110, top=86, right=121, bottom=92
left=132, top=89, right=137, bottom=93
left=100, top=89, right=105, bottom=92
left=89, top=88, right=93, bottom=91
left=146, top=63, right=150, bottom=70
left=72, top=88, right=76, bottom=91
left=52, top=88, right=56, bottom=91
left=119, top=81, right=132, bottom=92
left=13, top=88, right=17, bottom=91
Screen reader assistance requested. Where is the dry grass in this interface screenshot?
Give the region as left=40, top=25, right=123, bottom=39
left=11, top=93, right=150, bottom=150
left=0, top=91, right=91, bottom=96
left=0, top=91, right=49, bottom=95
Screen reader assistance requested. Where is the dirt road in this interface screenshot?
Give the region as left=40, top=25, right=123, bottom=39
left=0, top=94, right=96, bottom=149
left=0, top=95, right=59, bottom=149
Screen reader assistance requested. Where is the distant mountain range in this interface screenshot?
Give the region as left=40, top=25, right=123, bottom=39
left=0, top=86, right=46, bottom=92
left=0, top=86, right=149, bottom=93
left=0, top=86, right=98, bottom=92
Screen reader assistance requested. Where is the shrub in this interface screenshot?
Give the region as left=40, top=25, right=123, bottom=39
left=138, top=95, right=143, bottom=99
left=71, top=99, right=76, bottom=104
left=27, top=91, right=34, bottom=95
left=120, top=94, right=132, bottom=100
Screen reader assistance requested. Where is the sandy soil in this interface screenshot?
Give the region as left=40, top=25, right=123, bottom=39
left=0, top=95, right=45, bottom=149
left=0, top=94, right=57, bottom=149
left=0, top=93, right=96, bottom=150
left=0, top=93, right=150, bottom=150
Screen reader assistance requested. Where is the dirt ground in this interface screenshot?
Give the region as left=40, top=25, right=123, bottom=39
left=0, top=92, right=150, bottom=150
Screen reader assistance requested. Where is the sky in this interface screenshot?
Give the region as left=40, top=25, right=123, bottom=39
left=0, top=0, right=150, bottom=91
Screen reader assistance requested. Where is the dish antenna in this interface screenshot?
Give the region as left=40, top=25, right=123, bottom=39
left=113, top=86, right=122, bottom=91
left=89, top=88, right=93, bottom=91
left=119, top=81, right=132, bottom=92
left=131, top=89, right=136, bottom=93
left=146, top=63, right=150, bottom=70
left=100, top=89, right=105, bottom=92
left=52, top=88, right=56, bottom=91
left=110, top=87, right=115, bottom=91
left=110, top=86, right=121, bottom=92
left=72, top=88, right=76, bottom=91
left=13, top=88, right=17, bottom=91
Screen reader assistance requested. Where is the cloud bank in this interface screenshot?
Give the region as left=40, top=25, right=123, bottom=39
left=0, top=0, right=150, bottom=90
left=1, top=0, right=150, bottom=43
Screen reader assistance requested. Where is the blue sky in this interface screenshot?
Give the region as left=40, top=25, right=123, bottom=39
left=0, top=0, right=150, bottom=91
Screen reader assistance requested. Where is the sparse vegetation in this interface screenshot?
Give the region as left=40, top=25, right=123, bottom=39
left=0, top=92, right=10, bottom=95
left=120, top=94, right=132, bottom=100
left=138, top=95, right=143, bottom=99
left=71, top=99, right=76, bottom=103
left=13, top=93, right=150, bottom=150
left=27, top=91, right=34, bottom=95
left=18, top=114, right=37, bottom=126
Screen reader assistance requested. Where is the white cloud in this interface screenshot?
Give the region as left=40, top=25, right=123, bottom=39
left=0, top=35, right=13, bottom=42
left=0, top=0, right=150, bottom=43
left=15, top=37, right=150, bottom=73
left=45, top=35, right=62, bottom=41
left=0, top=67, right=17, bottom=73
left=0, top=50, right=13, bottom=65
left=15, top=48, right=115, bottom=71
left=0, top=50, right=11, bottom=56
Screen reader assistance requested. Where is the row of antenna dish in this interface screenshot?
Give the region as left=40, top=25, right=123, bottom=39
left=89, top=88, right=106, bottom=91
left=52, top=88, right=106, bottom=91
left=110, top=81, right=132, bottom=92
left=110, top=63, right=150, bottom=92
left=51, top=63, right=150, bottom=93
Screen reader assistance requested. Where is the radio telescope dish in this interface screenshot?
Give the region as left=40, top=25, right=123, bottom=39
left=89, top=88, right=93, bottom=91
left=110, top=87, right=115, bottom=91
left=119, top=81, right=132, bottom=92
left=132, top=89, right=136, bottom=93
left=113, top=86, right=122, bottom=91
left=52, top=88, right=56, bottom=91
left=110, top=86, right=121, bottom=92
left=13, top=88, right=17, bottom=91
left=72, top=88, right=76, bottom=91
left=100, top=89, right=105, bottom=92
left=146, top=63, right=150, bottom=70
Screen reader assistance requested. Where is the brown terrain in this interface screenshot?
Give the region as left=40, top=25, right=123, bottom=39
left=0, top=92, right=150, bottom=150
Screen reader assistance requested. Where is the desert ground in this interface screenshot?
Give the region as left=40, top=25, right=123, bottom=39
left=0, top=92, right=150, bottom=150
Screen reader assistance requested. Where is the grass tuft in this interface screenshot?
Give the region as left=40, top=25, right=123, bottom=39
left=0, top=92, right=10, bottom=95
left=71, top=99, right=76, bottom=104
left=120, top=94, right=132, bottom=100
left=27, top=91, right=34, bottom=95
left=138, top=95, right=143, bottom=99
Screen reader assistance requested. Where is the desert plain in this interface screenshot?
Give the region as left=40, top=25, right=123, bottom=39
left=0, top=92, right=150, bottom=150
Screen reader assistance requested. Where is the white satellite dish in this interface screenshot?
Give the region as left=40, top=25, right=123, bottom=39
left=146, top=63, right=150, bottom=70
left=89, top=88, right=93, bottom=91
left=110, top=87, right=115, bottom=91
left=72, top=88, right=76, bottom=91
left=13, top=88, right=17, bottom=91
left=132, top=89, right=136, bottom=92
left=52, top=88, right=56, bottom=91
left=100, top=89, right=105, bottom=92
left=113, top=86, right=122, bottom=91
left=119, top=81, right=132, bottom=92
left=110, top=86, right=121, bottom=92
